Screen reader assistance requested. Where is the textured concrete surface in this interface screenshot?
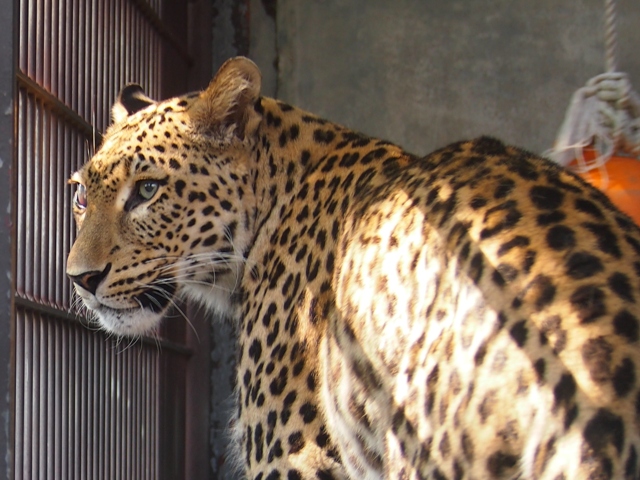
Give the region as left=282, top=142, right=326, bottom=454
left=251, top=0, right=640, bottom=155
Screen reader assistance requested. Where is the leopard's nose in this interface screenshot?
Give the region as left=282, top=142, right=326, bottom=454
left=67, top=263, right=112, bottom=295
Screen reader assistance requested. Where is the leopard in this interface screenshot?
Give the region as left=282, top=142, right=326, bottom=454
left=66, top=56, right=640, bottom=479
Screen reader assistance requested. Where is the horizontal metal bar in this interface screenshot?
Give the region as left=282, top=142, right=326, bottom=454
left=131, top=0, right=193, bottom=67
left=17, top=70, right=103, bottom=144
left=14, top=296, right=194, bottom=357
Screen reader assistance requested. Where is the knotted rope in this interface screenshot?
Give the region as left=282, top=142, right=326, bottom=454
left=546, top=0, right=640, bottom=173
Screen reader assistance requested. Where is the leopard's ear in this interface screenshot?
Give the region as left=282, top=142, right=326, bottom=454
left=112, top=84, right=156, bottom=124
left=191, top=56, right=262, bottom=141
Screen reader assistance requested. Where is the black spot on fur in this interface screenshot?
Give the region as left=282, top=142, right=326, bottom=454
left=174, top=180, right=186, bottom=197
left=583, top=222, right=622, bottom=258
left=570, top=285, right=606, bottom=323
left=287, top=470, right=302, bottom=480
left=487, top=451, right=519, bottom=477
left=583, top=408, right=625, bottom=455
left=613, top=310, right=640, bottom=342
left=613, top=358, right=636, bottom=397
left=470, top=196, right=487, bottom=210
left=494, top=178, right=515, bottom=199
left=269, top=367, right=289, bottom=396
left=254, top=423, right=265, bottom=463
left=582, top=337, right=613, bottom=383
left=626, top=446, right=638, bottom=478
left=625, top=234, right=640, bottom=256
left=575, top=198, right=604, bottom=220
left=608, top=272, right=635, bottom=303
left=480, top=202, right=522, bottom=239
left=497, top=235, right=530, bottom=256
left=534, top=358, right=546, bottom=382
left=566, top=252, right=604, bottom=279
left=472, top=136, right=508, bottom=156
left=509, top=320, right=528, bottom=347
left=313, top=129, right=336, bottom=144
left=299, top=402, right=318, bottom=424
left=288, top=432, right=305, bottom=455
left=537, top=210, right=566, bottom=226
left=469, top=252, right=484, bottom=284
left=265, top=470, right=280, bottom=480
left=492, top=263, right=518, bottom=287
left=530, top=186, right=564, bottom=210
left=553, top=373, right=576, bottom=409
left=546, top=225, right=576, bottom=250
left=530, top=274, right=557, bottom=310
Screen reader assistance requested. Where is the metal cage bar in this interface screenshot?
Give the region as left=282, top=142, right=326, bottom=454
left=13, top=0, right=199, bottom=478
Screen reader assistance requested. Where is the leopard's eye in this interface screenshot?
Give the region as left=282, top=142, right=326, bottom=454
left=138, top=180, right=159, bottom=200
left=73, top=184, right=87, bottom=210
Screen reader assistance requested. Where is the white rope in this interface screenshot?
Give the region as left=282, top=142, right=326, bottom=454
left=546, top=0, right=640, bottom=172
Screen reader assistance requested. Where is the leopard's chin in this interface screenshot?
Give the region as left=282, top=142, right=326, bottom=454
left=93, top=304, right=166, bottom=336
left=74, top=283, right=174, bottom=336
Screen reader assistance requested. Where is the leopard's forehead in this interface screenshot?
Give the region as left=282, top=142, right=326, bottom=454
left=78, top=92, right=200, bottom=185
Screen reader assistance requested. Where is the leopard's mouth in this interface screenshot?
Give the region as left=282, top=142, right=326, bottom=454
left=74, top=280, right=178, bottom=335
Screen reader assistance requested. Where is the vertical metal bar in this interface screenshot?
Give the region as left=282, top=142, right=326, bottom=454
left=106, top=340, right=114, bottom=480
left=49, top=0, right=58, bottom=96
left=53, top=322, right=61, bottom=480
left=83, top=0, right=91, bottom=124
left=32, top=98, right=42, bottom=301
left=25, top=311, right=33, bottom=477
left=73, top=325, right=80, bottom=480
left=47, top=109, right=57, bottom=306
left=70, top=0, right=78, bottom=112
left=114, top=0, right=121, bottom=99
left=80, top=329, right=87, bottom=480
left=59, top=320, right=67, bottom=480
left=19, top=0, right=27, bottom=74
left=54, top=115, right=63, bottom=308
left=124, top=0, right=131, bottom=84
left=42, top=0, right=50, bottom=89
left=90, top=0, right=99, bottom=136
left=45, top=320, right=53, bottom=479
left=24, top=94, right=33, bottom=301
left=14, top=310, right=23, bottom=480
left=125, top=349, right=132, bottom=480
left=96, top=337, right=104, bottom=480
left=61, top=123, right=70, bottom=308
left=16, top=90, right=25, bottom=297
left=26, top=0, right=36, bottom=77
left=38, top=315, right=46, bottom=477
left=63, top=0, right=71, bottom=110
left=43, top=105, right=51, bottom=307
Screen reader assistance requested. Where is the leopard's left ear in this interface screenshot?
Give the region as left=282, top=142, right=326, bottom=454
left=191, top=56, right=262, bottom=141
left=111, top=84, right=156, bottom=124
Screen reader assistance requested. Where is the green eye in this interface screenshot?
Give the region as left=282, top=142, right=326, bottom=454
left=138, top=180, right=159, bottom=200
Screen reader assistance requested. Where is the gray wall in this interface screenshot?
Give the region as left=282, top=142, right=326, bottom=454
left=247, top=0, right=640, bottom=156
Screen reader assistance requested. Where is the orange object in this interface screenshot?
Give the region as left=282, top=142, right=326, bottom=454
left=569, top=149, right=640, bottom=226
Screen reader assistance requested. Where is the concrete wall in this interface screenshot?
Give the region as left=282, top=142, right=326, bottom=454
left=247, top=0, right=640, bottom=156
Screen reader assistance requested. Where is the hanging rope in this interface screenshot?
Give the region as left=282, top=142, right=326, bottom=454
left=604, top=0, right=618, bottom=73
left=546, top=0, right=640, bottom=172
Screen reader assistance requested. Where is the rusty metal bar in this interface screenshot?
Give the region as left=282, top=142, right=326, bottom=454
left=16, top=72, right=102, bottom=143
left=132, top=0, right=192, bottom=67
left=14, top=297, right=194, bottom=357
left=14, top=0, right=201, bottom=478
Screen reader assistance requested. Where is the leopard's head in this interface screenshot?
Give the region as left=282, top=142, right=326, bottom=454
left=66, top=57, right=262, bottom=335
